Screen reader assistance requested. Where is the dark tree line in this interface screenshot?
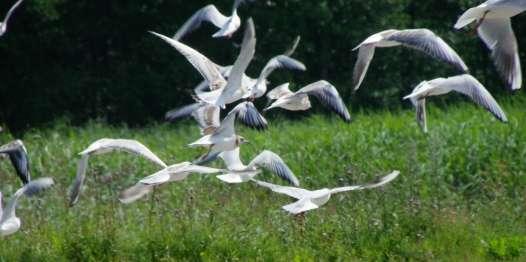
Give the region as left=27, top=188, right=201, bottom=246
left=0, top=0, right=524, bottom=131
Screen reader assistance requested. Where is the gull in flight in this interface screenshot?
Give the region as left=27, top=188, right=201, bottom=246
left=0, top=177, right=54, bottom=236
left=352, top=29, right=469, bottom=91
left=253, top=171, right=400, bottom=215
left=265, top=80, right=351, bottom=122
left=0, top=140, right=30, bottom=185
left=173, top=0, right=253, bottom=40
left=68, top=138, right=167, bottom=206
left=215, top=147, right=300, bottom=186
left=455, top=0, right=525, bottom=91
left=192, top=35, right=304, bottom=98
left=189, top=101, right=265, bottom=164
left=161, top=35, right=304, bottom=123
left=404, top=74, right=508, bottom=133
left=0, top=0, right=24, bottom=38
left=165, top=54, right=305, bottom=127
left=119, top=162, right=225, bottom=204
left=153, top=18, right=256, bottom=108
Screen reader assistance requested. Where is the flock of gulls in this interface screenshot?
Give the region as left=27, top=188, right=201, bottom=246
left=0, top=0, right=524, bottom=237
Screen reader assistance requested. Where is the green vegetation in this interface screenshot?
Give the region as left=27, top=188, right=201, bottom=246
left=0, top=100, right=525, bottom=260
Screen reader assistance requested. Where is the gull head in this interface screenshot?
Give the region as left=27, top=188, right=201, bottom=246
left=235, top=136, right=249, bottom=146
left=252, top=81, right=268, bottom=98
left=403, top=81, right=430, bottom=102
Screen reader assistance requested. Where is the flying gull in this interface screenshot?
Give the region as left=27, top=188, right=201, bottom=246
left=352, top=29, right=469, bottom=91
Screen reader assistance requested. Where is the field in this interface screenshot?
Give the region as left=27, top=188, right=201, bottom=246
left=0, top=99, right=525, bottom=261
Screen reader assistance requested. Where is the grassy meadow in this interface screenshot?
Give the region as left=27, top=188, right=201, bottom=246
left=0, top=99, right=525, bottom=261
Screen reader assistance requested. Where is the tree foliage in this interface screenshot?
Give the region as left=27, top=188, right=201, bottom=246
left=0, top=0, right=524, bottom=131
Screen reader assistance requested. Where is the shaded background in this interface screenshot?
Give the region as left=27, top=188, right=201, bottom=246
left=0, top=0, right=524, bottom=132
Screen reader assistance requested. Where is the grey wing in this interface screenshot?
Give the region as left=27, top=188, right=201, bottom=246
left=232, top=101, right=268, bottom=130
left=386, top=29, right=469, bottom=72
left=478, top=19, right=522, bottom=91
left=331, top=170, right=400, bottom=194
left=79, top=138, right=167, bottom=168
left=165, top=103, right=202, bottom=122
left=0, top=140, right=30, bottom=184
left=213, top=108, right=238, bottom=139
left=139, top=166, right=174, bottom=185
left=219, top=18, right=256, bottom=105
left=352, top=44, right=376, bottom=91
left=150, top=31, right=227, bottom=90
left=19, top=177, right=54, bottom=197
left=173, top=5, right=229, bottom=40
left=179, top=164, right=225, bottom=175
left=118, top=183, right=153, bottom=204
left=247, top=151, right=299, bottom=186
left=283, top=36, right=301, bottom=56
left=256, top=55, right=306, bottom=86
left=68, top=154, right=89, bottom=206
left=251, top=179, right=310, bottom=200
left=3, top=177, right=54, bottom=220
left=446, top=74, right=508, bottom=122
left=297, top=80, right=351, bottom=122
left=416, top=98, right=428, bottom=133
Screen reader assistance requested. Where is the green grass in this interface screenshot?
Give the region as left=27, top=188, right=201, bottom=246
left=0, top=100, right=525, bottom=261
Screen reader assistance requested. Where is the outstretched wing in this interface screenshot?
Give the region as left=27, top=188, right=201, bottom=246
left=352, top=44, right=376, bottom=91
left=478, top=19, right=522, bottom=91
left=251, top=179, right=310, bottom=200
left=139, top=162, right=222, bottom=185
left=79, top=138, right=167, bottom=168
left=256, top=55, right=306, bottom=87
left=386, top=29, right=469, bottom=72
left=330, top=170, right=400, bottom=194
left=0, top=0, right=24, bottom=36
left=283, top=35, right=301, bottom=56
left=247, top=151, right=299, bottom=186
left=150, top=31, right=227, bottom=91
left=2, top=177, right=54, bottom=221
left=216, top=18, right=256, bottom=106
left=165, top=103, right=220, bottom=135
left=172, top=5, right=229, bottom=40
left=68, top=154, right=89, bottom=206
left=297, top=80, right=351, bottom=122
left=165, top=103, right=202, bottom=122
left=442, top=74, right=508, bottom=122
left=215, top=101, right=267, bottom=138
left=415, top=98, right=428, bottom=133
left=233, top=101, right=268, bottom=130
left=118, top=183, right=153, bottom=204
left=0, top=140, right=30, bottom=185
